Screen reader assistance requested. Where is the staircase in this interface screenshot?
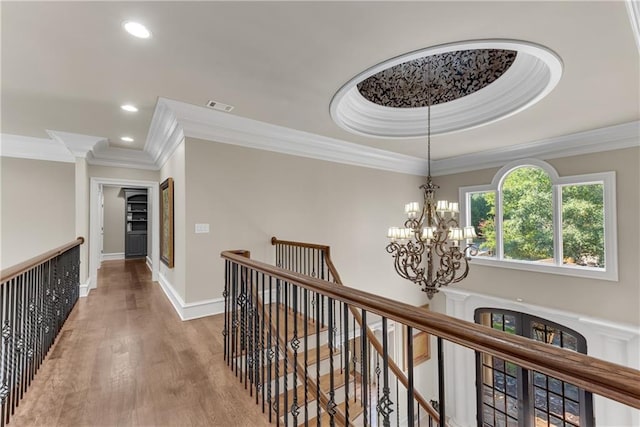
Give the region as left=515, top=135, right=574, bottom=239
left=222, top=240, right=440, bottom=426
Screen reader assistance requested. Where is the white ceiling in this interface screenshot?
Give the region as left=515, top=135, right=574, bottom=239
left=2, top=1, right=638, bottom=161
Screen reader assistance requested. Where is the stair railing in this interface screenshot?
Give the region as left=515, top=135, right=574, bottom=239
left=222, top=247, right=640, bottom=426
left=0, top=237, right=84, bottom=426
left=271, top=237, right=441, bottom=425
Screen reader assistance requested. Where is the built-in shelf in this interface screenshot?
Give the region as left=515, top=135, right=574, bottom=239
left=124, top=188, right=147, bottom=259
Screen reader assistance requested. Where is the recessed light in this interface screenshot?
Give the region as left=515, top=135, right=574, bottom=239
left=121, top=136, right=134, bottom=142
left=121, top=104, right=138, bottom=113
left=122, top=21, right=151, bottom=39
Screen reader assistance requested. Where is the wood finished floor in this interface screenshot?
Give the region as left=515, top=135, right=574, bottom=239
left=10, top=259, right=270, bottom=427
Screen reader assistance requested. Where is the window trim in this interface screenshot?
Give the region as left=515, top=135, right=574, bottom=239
left=459, top=159, right=617, bottom=281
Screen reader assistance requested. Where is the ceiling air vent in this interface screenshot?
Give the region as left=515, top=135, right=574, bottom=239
left=206, top=100, right=234, bottom=112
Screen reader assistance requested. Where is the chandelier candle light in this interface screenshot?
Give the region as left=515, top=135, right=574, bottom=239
left=386, top=59, right=477, bottom=298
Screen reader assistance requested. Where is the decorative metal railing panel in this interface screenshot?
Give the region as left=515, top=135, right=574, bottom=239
left=224, top=241, right=440, bottom=426
left=271, top=237, right=440, bottom=426
left=0, top=240, right=82, bottom=426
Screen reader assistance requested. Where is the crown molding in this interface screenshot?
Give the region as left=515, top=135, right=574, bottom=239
left=160, top=97, right=428, bottom=176
left=431, top=121, right=640, bottom=176
left=0, top=133, right=75, bottom=163
left=46, top=130, right=106, bottom=159
left=87, top=140, right=157, bottom=170
left=3, top=100, right=637, bottom=177
left=144, top=98, right=185, bottom=168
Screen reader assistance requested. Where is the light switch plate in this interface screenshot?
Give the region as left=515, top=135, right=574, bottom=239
left=195, top=223, right=210, bottom=234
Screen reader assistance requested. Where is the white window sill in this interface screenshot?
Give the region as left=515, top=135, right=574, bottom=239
left=469, top=256, right=618, bottom=281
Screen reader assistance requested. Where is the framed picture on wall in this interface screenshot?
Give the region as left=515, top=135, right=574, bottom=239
left=160, top=177, right=174, bottom=268
left=404, top=304, right=430, bottom=370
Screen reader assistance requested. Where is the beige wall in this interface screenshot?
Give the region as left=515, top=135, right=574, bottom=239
left=160, top=141, right=187, bottom=300
left=183, top=137, right=430, bottom=305
left=102, top=186, right=125, bottom=254
left=0, top=157, right=76, bottom=268
left=432, top=147, right=640, bottom=326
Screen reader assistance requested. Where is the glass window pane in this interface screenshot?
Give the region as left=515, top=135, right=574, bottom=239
left=506, top=362, right=518, bottom=376
left=566, top=400, right=580, bottom=424
left=494, top=371, right=505, bottom=392
left=535, top=409, right=548, bottom=425
left=502, top=167, right=553, bottom=262
left=562, top=183, right=605, bottom=268
left=550, top=415, right=564, bottom=427
left=493, top=357, right=505, bottom=371
left=549, top=392, right=563, bottom=417
left=470, top=191, right=496, bottom=257
left=564, top=383, right=579, bottom=402
left=493, top=313, right=504, bottom=330
left=483, top=384, right=494, bottom=405
left=483, top=405, right=495, bottom=426
left=494, top=390, right=506, bottom=412
left=562, top=332, right=578, bottom=351
left=549, top=377, right=563, bottom=395
left=504, top=315, right=517, bottom=334
left=534, top=371, right=547, bottom=388
left=506, top=375, right=518, bottom=398
left=506, top=395, right=518, bottom=419
left=496, top=411, right=506, bottom=427
left=532, top=322, right=548, bottom=343
left=534, top=387, right=548, bottom=411
left=507, top=416, right=518, bottom=427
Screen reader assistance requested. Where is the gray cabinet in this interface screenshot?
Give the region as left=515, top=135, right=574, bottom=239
left=124, top=189, right=148, bottom=259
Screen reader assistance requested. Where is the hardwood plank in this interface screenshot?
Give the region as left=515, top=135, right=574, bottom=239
left=9, top=259, right=271, bottom=427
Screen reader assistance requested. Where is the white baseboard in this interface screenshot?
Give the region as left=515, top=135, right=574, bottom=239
left=157, top=272, right=224, bottom=321
left=101, top=252, right=124, bottom=261
left=145, top=256, right=152, bottom=272
left=79, top=277, right=92, bottom=298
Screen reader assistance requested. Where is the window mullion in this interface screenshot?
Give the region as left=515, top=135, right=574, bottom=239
left=553, top=184, right=562, bottom=266
left=496, top=188, right=504, bottom=260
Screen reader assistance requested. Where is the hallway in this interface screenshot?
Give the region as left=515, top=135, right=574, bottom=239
left=10, top=259, right=270, bottom=426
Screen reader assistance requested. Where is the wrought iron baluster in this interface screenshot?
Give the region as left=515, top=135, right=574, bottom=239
left=437, top=337, right=445, bottom=427
left=268, top=276, right=274, bottom=423
left=407, top=325, right=415, bottom=425
left=242, top=266, right=248, bottom=389
left=379, top=318, right=393, bottom=427
left=249, top=270, right=255, bottom=398
left=361, top=310, right=368, bottom=427
left=261, top=272, right=266, bottom=413
left=376, top=351, right=380, bottom=427
left=283, top=281, right=289, bottom=427
left=233, top=263, right=240, bottom=377
left=327, top=297, right=336, bottom=427
left=343, top=302, right=350, bottom=424
left=315, top=292, right=321, bottom=427
left=275, top=279, right=281, bottom=427
left=303, top=287, right=309, bottom=426
left=396, top=377, right=400, bottom=427
left=224, top=260, right=229, bottom=363
left=291, top=285, right=299, bottom=426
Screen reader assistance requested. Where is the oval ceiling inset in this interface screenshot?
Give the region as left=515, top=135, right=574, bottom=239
left=330, top=40, right=563, bottom=138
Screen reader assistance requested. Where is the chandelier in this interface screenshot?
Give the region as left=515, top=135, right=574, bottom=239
left=386, top=59, right=477, bottom=298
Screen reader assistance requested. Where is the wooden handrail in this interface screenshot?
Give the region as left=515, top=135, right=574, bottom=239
left=1, top=237, right=85, bottom=284
left=221, top=250, right=640, bottom=410
left=272, top=236, right=440, bottom=421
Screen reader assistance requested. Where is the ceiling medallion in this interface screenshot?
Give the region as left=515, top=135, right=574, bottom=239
left=330, top=40, right=563, bottom=138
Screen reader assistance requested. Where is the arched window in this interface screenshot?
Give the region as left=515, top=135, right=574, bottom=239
left=475, top=308, right=594, bottom=427
left=459, top=159, right=616, bottom=280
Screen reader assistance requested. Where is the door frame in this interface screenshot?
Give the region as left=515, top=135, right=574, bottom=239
left=89, top=177, right=159, bottom=292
